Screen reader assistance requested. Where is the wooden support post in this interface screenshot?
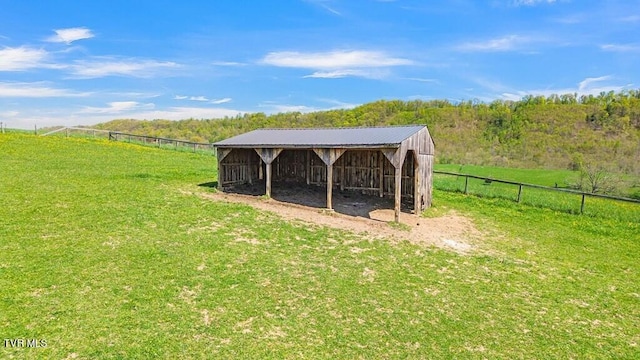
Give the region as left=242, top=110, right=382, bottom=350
left=247, top=151, right=253, bottom=185
left=340, top=157, right=345, bottom=191
left=327, top=163, right=333, bottom=210
left=306, top=150, right=311, bottom=185
left=580, top=193, right=586, bottom=214
left=414, top=157, right=420, bottom=215
left=217, top=149, right=224, bottom=191
left=394, top=165, right=402, bottom=223
left=266, top=162, right=272, bottom=198
left=378, top=152, right=384, bottom=197
left=517, top=184, right=523, bottom=203
left=464, top=176, right=469, bottom=194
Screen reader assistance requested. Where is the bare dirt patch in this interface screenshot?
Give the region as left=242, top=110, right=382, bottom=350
left=197, top=184, right=484, bottom=254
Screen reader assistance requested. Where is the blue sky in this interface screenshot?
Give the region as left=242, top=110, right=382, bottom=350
left=1, top=0, right=638, bottom=129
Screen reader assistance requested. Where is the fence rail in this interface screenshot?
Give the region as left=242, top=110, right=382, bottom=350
left=41, top=126, right=112, bottom=137
left=108, top=131, right=215, bottom=154
left=433, top=170, right=640, bottom=214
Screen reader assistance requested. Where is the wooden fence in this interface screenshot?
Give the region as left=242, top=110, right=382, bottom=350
left=108, top=131, right=215, bottom=154
left=433, top=170, right=640, bottom=214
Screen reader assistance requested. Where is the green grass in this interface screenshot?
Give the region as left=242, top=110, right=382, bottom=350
left=1, top=134, right=639, bottom=359
left=433, top=164, right=640, bottom=222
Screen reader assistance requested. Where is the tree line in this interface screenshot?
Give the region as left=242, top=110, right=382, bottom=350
left=95, top=90, right=640, bottom=177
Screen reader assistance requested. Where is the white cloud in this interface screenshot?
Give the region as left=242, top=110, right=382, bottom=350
left=303, top=69, right=387, bottom=79
left=511, top=0, right=556, bottom=6
left=499, top=76, right=629, bottom=101
left=212, top=61, right=246, bottom=66
left=123, top=106, right=243, bottom=120
left=601, top=44, right=640, bottom=53
left=456, top=35, right=532, bottom=52
left=304, top=0, right=342, bottom=16
left=0, top=47, right=49, bottom=71
left=211, top=97, right=232, bottom=104
left=69, top=58, right=180, bottom=78
left=0, top=82, right=90, bottom=97
left=46, top=27, right=94, bottom=44
left=262, top=50, right=412, bottom=69
left=79, top=101, right=155, bottom=114
left=578, top=76, right=611, bottom=92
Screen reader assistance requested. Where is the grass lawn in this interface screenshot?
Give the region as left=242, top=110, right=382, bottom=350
left=1, top=134, right=639, bottom=359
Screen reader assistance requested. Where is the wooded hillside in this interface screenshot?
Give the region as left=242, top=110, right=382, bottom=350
left=95, top=90, right=640, bottom=175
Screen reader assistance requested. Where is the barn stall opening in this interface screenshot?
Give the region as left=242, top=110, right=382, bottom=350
left=213, top=125, right=435, bottom=222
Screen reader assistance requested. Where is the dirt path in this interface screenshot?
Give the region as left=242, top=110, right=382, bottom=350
left=199, top=190, right=483, bottom=254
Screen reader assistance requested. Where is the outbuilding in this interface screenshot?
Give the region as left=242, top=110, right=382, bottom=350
left=213, top=125, right=434, bottom=222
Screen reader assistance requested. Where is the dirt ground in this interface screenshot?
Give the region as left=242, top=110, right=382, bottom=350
left=200, top=182, right=483, bottom=254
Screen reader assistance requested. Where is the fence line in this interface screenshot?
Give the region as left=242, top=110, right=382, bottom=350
left=433, top=170, right=640, bottom=214
left=41, top=126, right=111, bottom=137
left=108, top=131, right=216, bottom=154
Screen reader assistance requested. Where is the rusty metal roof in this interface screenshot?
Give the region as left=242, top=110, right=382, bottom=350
left=214, top=125, right=427, bottom=148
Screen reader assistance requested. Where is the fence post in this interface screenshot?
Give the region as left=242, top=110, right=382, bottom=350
left=193, top=143, right=196, bottom=153
left=517, top=184, right=523, bottom=203
left=34, top=124, right=38, bottom=135
left=464, top=176, right=469, bottom=194
left=580, top=194, right=586, bottom=214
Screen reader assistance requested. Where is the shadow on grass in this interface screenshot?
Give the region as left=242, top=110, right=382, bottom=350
left=198, top=181, right=218, bottom=188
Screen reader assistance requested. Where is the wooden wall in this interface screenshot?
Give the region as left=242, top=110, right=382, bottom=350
left=217, top=125, right=435, bottom=211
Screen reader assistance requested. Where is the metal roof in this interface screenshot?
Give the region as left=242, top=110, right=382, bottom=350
left=214, top=125, right=427, bottom=148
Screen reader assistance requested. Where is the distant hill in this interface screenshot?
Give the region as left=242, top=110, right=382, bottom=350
left=95, top=90, right=640, bottom=176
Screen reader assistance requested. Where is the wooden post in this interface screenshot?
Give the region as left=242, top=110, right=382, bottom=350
left=247, top=151, right=253, bottom=185
left=327, top=163, right=333, bottom=210
left=517, top=184, right=523, bottom=203
left=464, top=176, right=469, bottom=194
left=394, top=165, right=402, bottom=222
left=193, top=143, right=197, bottom=153
left=217, top=149, right=224, bottom=191
left=266, top=162, right=272, bottom=198
left=34, top=124, right=37, bottom=135
left=378, top=152, right=384, bottom=197
left=414, top=156, right=420, bottom=215
left=340, top=157, right=345, bottom=191
left=306, top=150, right=311, bottom=185
left=581, top=193, right=586, bottom=214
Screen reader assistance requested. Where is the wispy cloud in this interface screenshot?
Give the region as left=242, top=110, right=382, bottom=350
left=212, top=61, right=246, bottom=66
left=456, top=35, right=533, bottom=52
left=578, top=76, right=611, bottom=92
left=0, top=82, right=90, bottom=97
left=601, top=43, right=640, bottom=53
left=79, top=101, right=155, bottom=114
left=69, top=58, right=180, bottom=78
left=510, top=0, right=557, bottom=6
left=211, top=97, right=232, bottom=104
left=263, top=50, right=412, bottom=69
left=0, top=47, right=49, bottom=71
left=303, top=69, right=389, bottom=79
left=174, top=95, right=209, bottom=101
left=499, top=76, right=628, bottom=101
left=46, top=27, right=94, bottom=44
left=262, top=50, right=412, bottom=79
left=122, top=106, right=243, bottom=120
left=304, top=0, right=342, bottom=16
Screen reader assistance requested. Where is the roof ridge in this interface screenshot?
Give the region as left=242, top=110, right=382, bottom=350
left=253, top=124, right=425, bottom=131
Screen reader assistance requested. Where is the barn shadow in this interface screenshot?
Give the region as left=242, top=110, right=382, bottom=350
left=216, top=180, right=414, bottom=220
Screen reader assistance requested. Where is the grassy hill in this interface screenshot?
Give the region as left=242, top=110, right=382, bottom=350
left=1, top=133, right=639, bottom=358
left=94, top=91, right=640, bottom=178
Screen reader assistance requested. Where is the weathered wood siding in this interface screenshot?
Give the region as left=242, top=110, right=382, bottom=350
left=218, top=148, right=260, bottom=187
left=217, top=125, right=435, bottom=211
